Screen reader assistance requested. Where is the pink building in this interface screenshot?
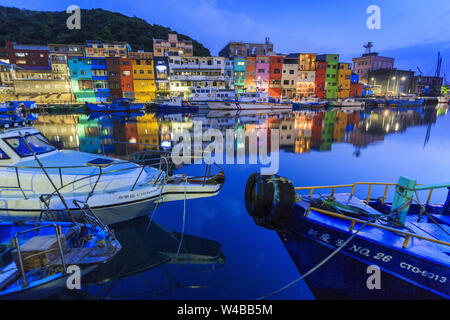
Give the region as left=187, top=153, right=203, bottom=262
left=352, top=52, right=394, bottom=85
left=255, top=55, right=270, bottom=93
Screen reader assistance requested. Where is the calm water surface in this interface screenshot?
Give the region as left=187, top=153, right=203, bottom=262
left=33, top=104, right=449, bottom=299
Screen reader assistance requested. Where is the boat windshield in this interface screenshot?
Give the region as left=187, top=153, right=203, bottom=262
left=4, top=133, right=56, bottom=157
left=0, top=148, right=8, bottom=160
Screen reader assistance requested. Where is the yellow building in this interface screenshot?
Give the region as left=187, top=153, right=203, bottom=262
left=129, top=52, right=156, bottom=102
left=136, top=114, right=159, bottom=151
left=338, top=63, right=352, bottom=98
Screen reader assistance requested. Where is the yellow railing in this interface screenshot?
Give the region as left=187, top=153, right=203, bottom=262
left=304, top=207, right=450, bottom=249
left=295, top=182, right=435, bottom=206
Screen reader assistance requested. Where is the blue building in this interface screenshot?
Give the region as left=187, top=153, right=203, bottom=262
left=68, top=57, right=110, bottom=102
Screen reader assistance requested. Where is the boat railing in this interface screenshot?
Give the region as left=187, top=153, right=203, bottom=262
left=303, top=206, right=450, bottom=249
left=295, top=182, right=438, bottom=206
left=11, top=223, right=67, bottom=288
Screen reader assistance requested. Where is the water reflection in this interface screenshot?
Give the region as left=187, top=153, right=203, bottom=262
left=57, top=216, right=225, bottom=299
left=34, top=105, right=449, bottom=159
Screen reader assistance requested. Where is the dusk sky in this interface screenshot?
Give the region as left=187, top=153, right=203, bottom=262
left=2, top=0, right=450, bottom=80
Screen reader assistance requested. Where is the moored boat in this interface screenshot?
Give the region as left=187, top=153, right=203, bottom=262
left=0, top=217, right=120, bottom=299
left=292, top=97, right=328, bottom=109
left=329, top=98, right=365, bottom=108
left=208, top=92, right=292, bottom=110
left=155, top=97, right=199, bottom=112
left=0, top=124, right=225, bottom=225
left=245, top=173, right=450, bottom=299
left=86, top=98, right=144, bottom=113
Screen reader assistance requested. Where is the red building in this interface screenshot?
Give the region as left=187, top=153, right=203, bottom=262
left=350, top=83, right=363, bottom=97
left=315, top=61, right=327, bottom=99
left=269, top=55, right=283, bottom=98
left=106, top=57, right=122, bottom=100
left=119, top=58, right=134, bottom=100
left=0, top=41, right=50, bottom=70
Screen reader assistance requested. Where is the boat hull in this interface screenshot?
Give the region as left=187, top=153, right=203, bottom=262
left=277, top=210, right=449, bottom=299
left=0, top=265, right=97, bottom=300
left=0, top=182, right=223, bottom=225
left=208, top=102, right=292, bottom=110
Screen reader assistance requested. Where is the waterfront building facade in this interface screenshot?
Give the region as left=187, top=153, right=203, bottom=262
left=297, top=54, right=316, bottom=98
left=129, top=51, right=156, bottom=102
left=153, top=33, right=193, bottom=57
left=413, top=76, right=443, bottom=96
left=315, top=61, right=327, bottom=99
left=219, top=38, right=274, bottom=58
left=85, top=41, right=131, bottom=58
left=352, top=52, right=394, bottom=85
left=338, top=63, right=352, bottom=98
left=0, top=61, right=16, bottom=88
left=169, top=56, right=226, bottom=98
left=255, top=56, right=270, bottom=93
left=119, top=58, right=135, bottom=100
left=233, top=58, right=246, bottom=92
left=0, top=41, right=50, bottom=70
left=245, top=57, right=256, bottom=92
left=269, top=55, right=283, bottom=99
left=106, top=57, right=122, bottom=100
left=153, top=56, right=170, bottom=99
left=368, top=69, right=415, bottom=96
left=281, top=54, right=299, bottom=99
left=317, top=54, right=339, bottom=99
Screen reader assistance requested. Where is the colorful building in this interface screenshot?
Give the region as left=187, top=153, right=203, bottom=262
left=297, top=54, right=316, bottom=98
left=106, top=57, right=122, bottom=101
left=233, top=58, right=246, bottom=92
left=129, top=52, right=156, bottom=102
left=315, top=61, right=327, bottom=99
left=269, top=55, right=283, bottom=99
left=255, top=56, right=270, bottom=93
left=68, top=57, right=95, bottom=102
left=153, top=56, right=170, bottom=99
left=281, top=54, right=298, bottom=99
left=91, top=58, right=110, bottom=102
left=317, top=54, right=339, bottom=99
left=245, top=57, right=256, bottom=92
left=119, top=58, right=134, bottom=100
left=338, top=63, right=352, bottom=98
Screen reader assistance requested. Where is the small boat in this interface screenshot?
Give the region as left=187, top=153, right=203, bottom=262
left=245, top=173, right=450, bottom=299
left=86, top=99, right=144, bottom=113
left=0, top=124, right=225, bottom=225
left=188, top=87, right=237, bottom=103
left=0, top=217, right=120, bottom=299
left=329, top=98, right=365, bottom=108
left=155, top=97, right=199, bottom=113
left=292, top=97, right=328, bottom=109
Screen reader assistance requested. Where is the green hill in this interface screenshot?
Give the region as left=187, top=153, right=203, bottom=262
left=0, top=6, right=211, bottom=56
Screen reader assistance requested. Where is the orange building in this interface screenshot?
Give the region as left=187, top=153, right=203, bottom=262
left=245, top=57, right=256, bottom=92
left=269, top=55, right=283, bottom=98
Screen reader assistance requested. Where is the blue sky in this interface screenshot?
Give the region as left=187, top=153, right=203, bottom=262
left=2, top=0, right=450, bottom=81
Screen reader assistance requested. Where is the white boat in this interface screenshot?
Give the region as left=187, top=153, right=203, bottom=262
left=0, top=125, right=225, bottom=225
left=292, top=96, right=328, bottom=108
left=330, top=98, right=365, bottom=107
left=208, top=92, right=292, bottom=110
left=155, top=97, right=199, bottom=110
left=188, top=87, right=237, bottom=103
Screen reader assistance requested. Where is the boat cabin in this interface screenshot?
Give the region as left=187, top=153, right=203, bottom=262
left=238, top=92, right=269, bottom=103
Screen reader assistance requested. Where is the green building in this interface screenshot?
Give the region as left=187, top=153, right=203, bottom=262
left=317, top=54, right=339, bottom=100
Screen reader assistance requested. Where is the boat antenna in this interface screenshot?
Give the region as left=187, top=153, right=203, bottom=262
left=18, top=132, right=77, bottom=224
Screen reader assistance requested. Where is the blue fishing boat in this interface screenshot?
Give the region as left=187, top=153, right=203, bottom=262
left=0, top=219, right=121, bottom=299
left=86, top=98, right=144, bottom=113
left=245, top=174, right=450, bottom=299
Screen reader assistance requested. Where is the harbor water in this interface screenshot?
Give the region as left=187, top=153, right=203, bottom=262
left=27, top=104, right=449, bottom=299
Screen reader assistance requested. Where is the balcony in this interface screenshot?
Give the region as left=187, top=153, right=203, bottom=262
left=169, top=63, right=223, bottom=70
left=170, top=75, right=226, bottom=81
